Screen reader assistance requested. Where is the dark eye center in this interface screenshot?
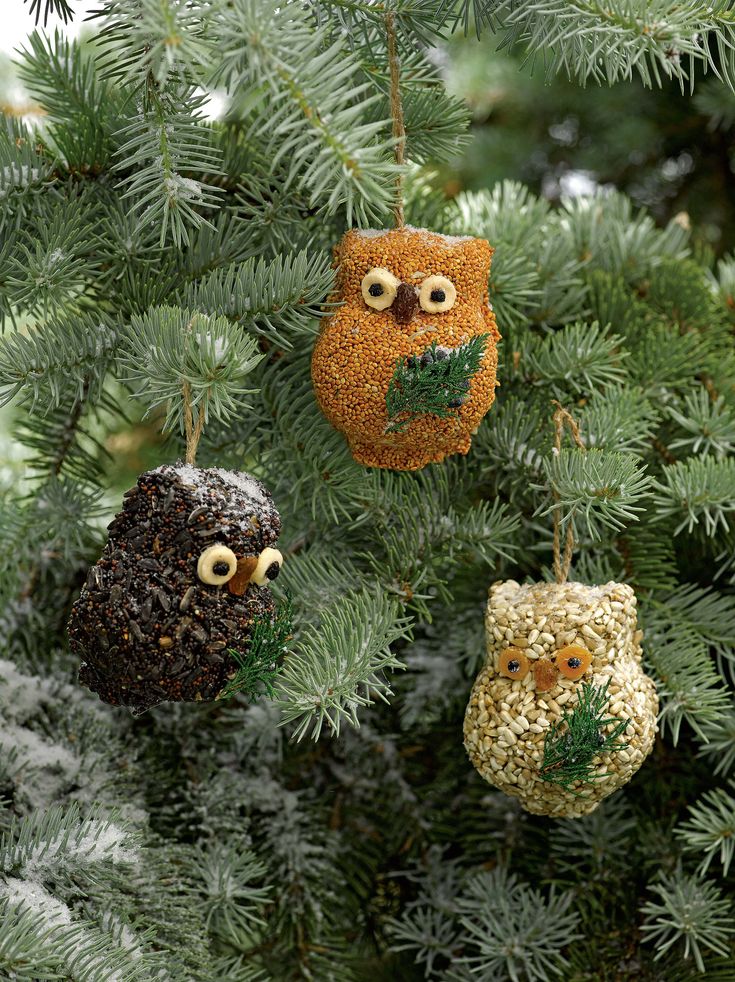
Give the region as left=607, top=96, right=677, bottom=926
left=430, top=289, right=446, bottom=303
left=212, top=561, right=231, bottom=576
left=567, top=656, right=581, bottom=669
left=368, top=283, right=384, bottom=297
left=265, top=561, right=281, bottom=580
left=507, top=659, right=520, bottom=674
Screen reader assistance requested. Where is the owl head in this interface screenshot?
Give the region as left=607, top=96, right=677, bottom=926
left=312, top=227, right=500, bottom=470
left=463, top=580, right=658, bottom=818
left=333, top=226, right=494, bottom=341
left=69, top=464, right=284, bottom=713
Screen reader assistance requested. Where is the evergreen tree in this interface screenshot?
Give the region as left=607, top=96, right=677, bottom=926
left=1, top=1, right=735, bottom=978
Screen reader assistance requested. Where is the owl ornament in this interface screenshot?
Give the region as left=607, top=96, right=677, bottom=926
left=463, top=580, right=658, bottom=818
left=311, top=227, right=500, bottom=470
left=68, top=464, right=283, bottom=714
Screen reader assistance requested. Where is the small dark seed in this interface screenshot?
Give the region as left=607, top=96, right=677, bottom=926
left=129, top=620, right=144, bottom=643
left=140, top=597, right=153, bottom=623
left=567, top=657, right=582, bottom=669
left=265, top=562, right=281, bottom=581
left=420, top=352, right=434, bottom=367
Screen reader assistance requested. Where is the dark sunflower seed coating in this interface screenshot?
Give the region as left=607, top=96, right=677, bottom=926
left=68, top=463, right=281, bottom=715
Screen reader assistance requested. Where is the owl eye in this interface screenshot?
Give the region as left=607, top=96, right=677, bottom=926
left=197, top=544, right=238, bottom=585
left=419, top=275, right=456, bottom=313
left=251, top=547, right=284, bottom=587
left=499, top=647, right=529, bottom=680
left=361, top=268, right=400, bottom=310
left=556, top=645, right=592, bottom=681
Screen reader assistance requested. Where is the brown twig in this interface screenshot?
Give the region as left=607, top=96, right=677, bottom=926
left=385, top=11, right=405, bottom=228
left=551, top=401, right=586, bottom=584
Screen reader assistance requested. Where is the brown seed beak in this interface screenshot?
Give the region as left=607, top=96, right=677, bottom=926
left=227, top=556, right=258, bottom=596
left=393, top=283, right=419, bottom=324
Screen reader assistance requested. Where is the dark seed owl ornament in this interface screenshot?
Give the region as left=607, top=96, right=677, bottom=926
left=463, top=580, right=658, bottom=818
left=68, top=464, right=284, bottom=714
left=311, top=227, right=500, bottom=471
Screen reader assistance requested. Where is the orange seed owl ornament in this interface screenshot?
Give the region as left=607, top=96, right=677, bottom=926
left=311, top=226, right=500, bottom=470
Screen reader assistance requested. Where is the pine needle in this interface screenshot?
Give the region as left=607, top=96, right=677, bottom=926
left=218, top=594, right=293, bottom=701
left=385, top=335, right=487, bottom=433
left=541, top=680, right=629, bottom=794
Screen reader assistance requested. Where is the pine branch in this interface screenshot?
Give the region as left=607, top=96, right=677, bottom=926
left=493, top=0, right=735, bottom=91
left=641, top=871, right=735, bottom=974
left=24, top=0, right=74, bottom=26
left=113, top=87, right=223, bottom=248
left=275, top=588, right=412, bottom=740
left=211, top=0, right=397, bottom=224
left=538, top=447, right=653, bottom=539
left=667, top=389, right=735, bottom=458
left=385, top=336, right=487, bottom=434
left=0, top=313, right=119, bottom=412
left=540, top=680, right=629, bottom=793
left=218, top=594, right=293, bottom=701
left=676, top=782, right=735, bottom=877
left=643, top=614, right=731, bottom=745
left=453, top=868, right=581, bottom=981
left=120, top=305, right=263, bottom=437
left=184, top=249, right=334, bottom=349
left=654, top=457, right=735, bottom=536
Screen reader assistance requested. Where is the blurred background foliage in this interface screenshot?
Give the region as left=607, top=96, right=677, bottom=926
left=436, top=35, right=735, bottom=254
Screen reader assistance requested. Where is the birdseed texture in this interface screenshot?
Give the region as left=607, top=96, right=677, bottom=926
left=463, top=579, right=658, bottom=817
left=68, top=464, right=283, bottom=714
left=311, top=226, right=500, bottom=470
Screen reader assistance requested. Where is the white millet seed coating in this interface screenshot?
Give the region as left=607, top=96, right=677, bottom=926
left=463, top=580, right=658, bottom=818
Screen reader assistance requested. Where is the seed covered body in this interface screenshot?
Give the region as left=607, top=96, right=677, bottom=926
left=311, top=227, right=500, bottom=471
left=463, top=580, right=659, bottom=818
left=68, top=464, right=282, bottom=714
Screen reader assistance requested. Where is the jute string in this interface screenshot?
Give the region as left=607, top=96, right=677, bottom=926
left=385, top=11, right=405, bottom=228
left=551, top=402, right=586, bottom=584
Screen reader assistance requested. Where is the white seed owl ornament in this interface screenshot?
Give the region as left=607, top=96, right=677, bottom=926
left=463, top=579, right=658, bottom=818
left=464, top=405, right=658, bottom=818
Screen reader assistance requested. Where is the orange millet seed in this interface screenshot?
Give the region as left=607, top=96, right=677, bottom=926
left=533, top=659, right=559, bottom=692
left=556, top=644, right=592, bottom=681
left=311, top=226, right=500, bottom=471
left=498, top=647, right=530, bottom=680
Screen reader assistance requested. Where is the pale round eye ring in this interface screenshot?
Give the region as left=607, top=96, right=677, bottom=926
left=251, top=547, right=284, bottom=587
left=419, top=275, right=456, bottom=313
left=361, top=268, right=400, bottom=311
left=197, top=544, right=238, bottom=585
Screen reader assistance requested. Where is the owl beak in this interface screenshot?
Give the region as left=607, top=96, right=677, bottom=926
left=227, top=556, right=258, bottom=596
left=393, top=283, right=419, bottom=324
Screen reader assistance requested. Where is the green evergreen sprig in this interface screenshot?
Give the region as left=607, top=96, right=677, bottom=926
left=385, top=335, right=487, bottom=434
left=218, top=594, right=293, bottom=701
left=541, top=680, right=629, bottom=793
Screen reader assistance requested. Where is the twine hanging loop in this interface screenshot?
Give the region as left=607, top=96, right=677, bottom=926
left=551, top=401, right=586, bottom=584
left=385, top=11, right=406, bottom=228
